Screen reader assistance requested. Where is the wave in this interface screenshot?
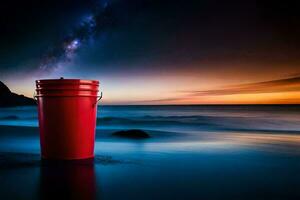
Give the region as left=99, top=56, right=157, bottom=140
left=97, top=115, right=300, bottom=133
left=0, top=115, right=20, bottom=120
left=1, top=105, right=300, bottom=133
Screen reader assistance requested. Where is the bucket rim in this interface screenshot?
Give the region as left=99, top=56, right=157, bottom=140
left=36, top=79, right=99, bottom=85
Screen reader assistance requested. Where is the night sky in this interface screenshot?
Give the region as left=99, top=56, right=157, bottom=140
left=1, top=0, right=300, bottom=104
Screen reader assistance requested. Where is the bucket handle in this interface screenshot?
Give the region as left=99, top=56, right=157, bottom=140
left=94, top=92, right=103, bottom=107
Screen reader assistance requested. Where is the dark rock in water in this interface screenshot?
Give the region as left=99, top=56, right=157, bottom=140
left=0, top=81, right=36, bottom=107
left=112, top=129, right=150, bottom=139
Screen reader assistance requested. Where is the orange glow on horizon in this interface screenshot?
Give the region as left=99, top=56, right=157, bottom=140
left=170, top=91, right=300, bottom=105
left=5, top=68, right=300, bottom=105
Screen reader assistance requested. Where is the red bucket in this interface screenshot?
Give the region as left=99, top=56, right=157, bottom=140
left=35, top=78, right=101, bottom=160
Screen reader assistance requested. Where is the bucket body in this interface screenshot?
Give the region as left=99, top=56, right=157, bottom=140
left=36, top=79, right=99, bottom=160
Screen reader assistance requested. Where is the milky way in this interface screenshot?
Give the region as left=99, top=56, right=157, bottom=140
left=39, top=1, right=115, bottom=72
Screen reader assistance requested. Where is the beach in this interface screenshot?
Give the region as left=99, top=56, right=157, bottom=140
left=0, top=105, right=300, bottom=199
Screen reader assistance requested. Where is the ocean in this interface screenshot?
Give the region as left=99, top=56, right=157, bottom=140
left=0, top=105, right=300, bottom=199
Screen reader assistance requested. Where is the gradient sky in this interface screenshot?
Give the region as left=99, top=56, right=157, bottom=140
left=1, top=0, right=300, bottom=104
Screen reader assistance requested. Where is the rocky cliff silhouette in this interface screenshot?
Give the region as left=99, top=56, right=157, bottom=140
left=0, top=81, right=36, bottom=107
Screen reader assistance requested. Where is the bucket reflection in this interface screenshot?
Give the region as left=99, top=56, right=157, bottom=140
left=39, top=158, right=96, bottom=200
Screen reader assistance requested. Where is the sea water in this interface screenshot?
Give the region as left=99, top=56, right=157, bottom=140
left=0, top=105, right=300, bottom=199
left=1, top=105, right=300, bottom=132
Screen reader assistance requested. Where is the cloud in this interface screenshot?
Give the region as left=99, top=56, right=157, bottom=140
left=133, top=76, right=300, bottom=104
left=185, top=76, right=300, bottom=96
left=135, top=97, right=184, bottom=104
